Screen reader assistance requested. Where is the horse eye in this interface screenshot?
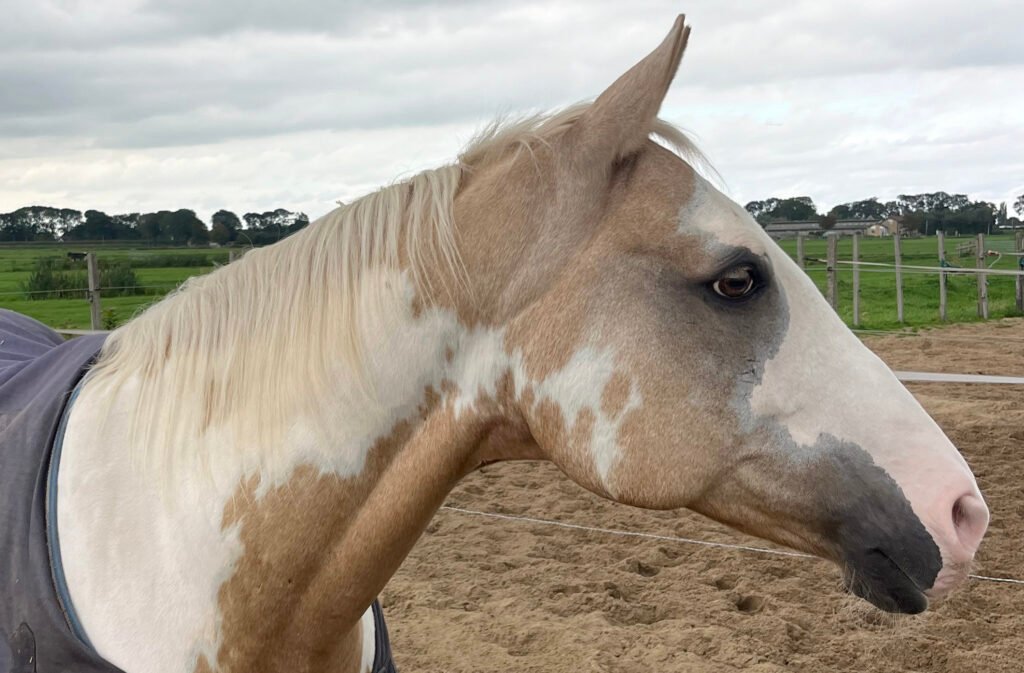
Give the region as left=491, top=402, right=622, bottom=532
left=711, top=265, right=757, bottom=300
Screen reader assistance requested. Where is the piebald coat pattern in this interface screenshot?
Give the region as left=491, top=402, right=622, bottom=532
left=54, top=15, right=987, bottom=672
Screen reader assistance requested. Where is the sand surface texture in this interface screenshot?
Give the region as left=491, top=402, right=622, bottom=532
left=383, top=319, right=1024, bottom=672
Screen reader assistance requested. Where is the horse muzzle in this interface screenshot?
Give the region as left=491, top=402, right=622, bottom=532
left=841, top=547, right=932, bottom=614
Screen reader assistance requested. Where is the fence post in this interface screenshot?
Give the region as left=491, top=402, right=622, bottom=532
left=86, top=252, right=102, bottom=331
left=976, top=233, right=988, bottom=319
left=797, top=233, right=806, bottom=269
left=894, top=231, right=904, bottom=323
left=826, top=234, right=838, bottom=311
left=937, top=231, right=947, bottom=321
left=852, top=232, right=860, bottom=326
left=228, top=250, right=238, bottom=263
left=1016, top=231, right=1023, bottom=313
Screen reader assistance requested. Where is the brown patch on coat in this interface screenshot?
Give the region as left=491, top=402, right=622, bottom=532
left=202, top=378, right=537, bottom=673
left=601, top=370, right=632, bottom=418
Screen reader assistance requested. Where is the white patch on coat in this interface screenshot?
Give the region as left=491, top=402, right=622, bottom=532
left=527, top=346, right=641, bottom=491
left=677, top=175, right=768, bottom=255
left=58, top=269, right=643, bottom=671
left=59, top=379, right=246, bottom=673
left=450, top=326, right=523, bottom=419
left=359, top=605, right=376, bottom=673
left=58, top=272, right=466, bottom=673
left=447, top=329, right=641, bottom=490
left=443, top=325, right=642, bottom=492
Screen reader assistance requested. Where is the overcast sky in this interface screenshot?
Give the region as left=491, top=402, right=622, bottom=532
left=2, top=0, right=1022, bottom=222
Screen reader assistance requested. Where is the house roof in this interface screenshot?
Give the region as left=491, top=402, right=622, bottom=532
left=763, top=218, right=881, bottom=234
left=763, top=221, right=822, bottom=233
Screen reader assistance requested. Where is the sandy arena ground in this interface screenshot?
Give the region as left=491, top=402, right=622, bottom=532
left=382, top=319, right=1024, bottom=672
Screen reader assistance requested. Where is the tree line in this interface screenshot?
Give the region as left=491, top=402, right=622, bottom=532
left=0, top=206, right=310, bottom=246
left=744, top=192, right=1024, bottom=235
left=4, top=191, right=1023, bottom=243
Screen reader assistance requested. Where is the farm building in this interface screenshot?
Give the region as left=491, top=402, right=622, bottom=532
left=764, top=219, right=881, bottom=240
left=864, top=217, right=901, bottom=237
left=763, top=221, right=824, bottom=239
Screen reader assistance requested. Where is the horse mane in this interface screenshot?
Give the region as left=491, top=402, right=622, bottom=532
left=86, top=104, right=708, bottom=475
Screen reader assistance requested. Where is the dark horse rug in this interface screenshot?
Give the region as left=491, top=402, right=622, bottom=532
left=0, top=309, right=110, bottom=673
left=0, top=309, right=397, bottom=673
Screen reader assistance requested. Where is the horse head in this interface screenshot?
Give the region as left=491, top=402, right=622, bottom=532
left=446, top=16, right=988, bottom=613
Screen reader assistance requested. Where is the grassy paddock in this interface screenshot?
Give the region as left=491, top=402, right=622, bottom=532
left=778, top=234, right=1023, bottom=330
left=0, top=237, right=1021, bottom=330
left=0, top=244, right=227, bottom=328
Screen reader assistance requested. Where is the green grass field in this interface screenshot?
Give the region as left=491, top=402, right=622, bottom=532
left=779, top=234, right=1023, bottom=330
left=0, top=236, right=1021, bottom=330
left=0, top=244, right=227, bottom=329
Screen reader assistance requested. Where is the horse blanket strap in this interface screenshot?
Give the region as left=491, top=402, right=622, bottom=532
left=0, top=310, right=112, bottom=673
left=371, top=601, right=398, bottom=673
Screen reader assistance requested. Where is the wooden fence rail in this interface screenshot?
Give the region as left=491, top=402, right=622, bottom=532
left=851, top=233, right=861, bottom=327
left=826, top=235, right=838, bottom=309
left=977, top=233, right=988, bottom=319
left=937, top=231, right=947, bottom=321
left=86, top=252, right=102, bottom=331
left=894, top=232, right=904, bottom=323
left=803, top=232, right=1024, bottom=325
left=18, top=241, right=1024, bottom=332
left=1017, top=231, right=1023, bottom=312
left=66, top=250, right=245, bottom=331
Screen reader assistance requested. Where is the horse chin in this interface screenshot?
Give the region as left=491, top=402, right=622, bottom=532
left=841, top=550, right=930, bottom=614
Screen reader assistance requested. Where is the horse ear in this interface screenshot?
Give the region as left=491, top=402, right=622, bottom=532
left=575, top=15, right=689, bottom=165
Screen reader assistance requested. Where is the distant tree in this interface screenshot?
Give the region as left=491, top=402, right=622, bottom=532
left=287, top=212, right=309, bottom=234
left=164, top=211, right=192, bottom=244
left=13, top=207, right=53, bottom=240
left=134, top=209, right=206, bottom=244
left=84, top=210, right=114, bottom=235
left=138, top=211, right=166, bottom=241
left=779, top=196, right=817, bottom=221
left=744, top=198, right=781, bottom=225
left=896, top=192, right=970, bottom=216
left=900, top=211, right=926, bottom=234
left=242, top=212, right=262, bottom=230
left=211, top=210, right=241, bottom=242
left=882, top=200, right=902, bottom=217
left=162, top=209, right=206, bottom=245
left=817, top=213, right=837, bottom=230
left=828, top=198, right=887, bottom=221
left=0, top=211, right=32, bottom=241
left=190, top=216, right=209, bottom=245
left=828, top=203, right=852, bottom=220
left=243, top=209, right=308, bottom=243
left=64, top=210, right=112, bottom=240
left=744, top=197, right=817, bottom=223
left=0, top=206, right=83, bottom=240
left=1014, top=194, right=1024, bottom=218
left=112, top=212, right=141, bottom=233
left=932, top=201, right=995, bottom=236
left=57, top=208, right=85, bottom=237
left=210, top=221, right=231, bottom=245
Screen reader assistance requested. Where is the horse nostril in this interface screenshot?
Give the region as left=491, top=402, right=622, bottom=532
left=951, top=493, right=989, bottom=555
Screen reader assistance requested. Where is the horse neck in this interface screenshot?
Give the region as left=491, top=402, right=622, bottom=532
left=58, top=269, right=526, bottom=671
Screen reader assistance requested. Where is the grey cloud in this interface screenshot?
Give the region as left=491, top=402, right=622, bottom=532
left=1, top=0, right=1022, bottom=219
left=4, top=0, right=1022, bottom=147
